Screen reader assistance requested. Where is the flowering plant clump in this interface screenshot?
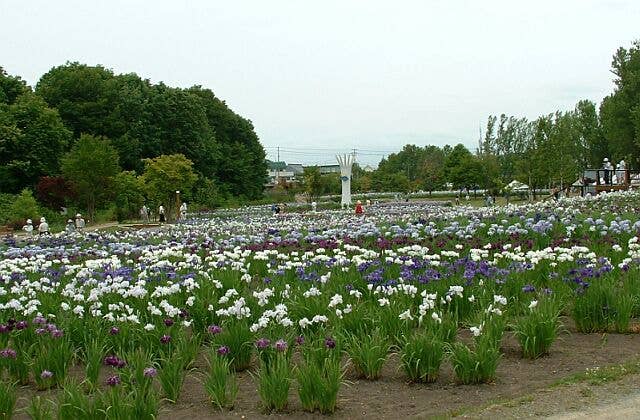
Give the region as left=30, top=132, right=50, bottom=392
left=345, top=328, right=389, bottom=380
left=513, top=297, right=563, bottom=359
left=449, top=309, right=505, bottom=384
left=296, top=337, right=344, bottom=414
left=0, top=381, right=17, bottom=420
left=205, top=348, right=238, bottom=410
left=213, top=322, right=254, bottom=371
left=400, top=330, right=445, bottom=383
left=254, top=348, right=292, bottom=412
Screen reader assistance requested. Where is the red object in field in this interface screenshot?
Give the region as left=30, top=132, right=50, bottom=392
left=355, top=203, right=363, bottom=214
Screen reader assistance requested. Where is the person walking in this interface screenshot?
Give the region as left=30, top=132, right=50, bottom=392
left=158, top=205, right=166, bottom=223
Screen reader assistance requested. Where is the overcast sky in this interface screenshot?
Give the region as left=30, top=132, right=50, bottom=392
left=2, top=1, right=639, bottom=166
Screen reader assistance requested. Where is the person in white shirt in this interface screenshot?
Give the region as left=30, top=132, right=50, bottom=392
left=180, top=202, right=187, bottom=221
left=140, top=205, right=149, bottom=223
left=38, top=217, right=50, bottom=236
left=75, top=213, right=86, bottom=230
left=158, top=205, right=165, bottom=223
left=23, top=219, right=34, bottom=236
left=617, top=160, right=627, bottom=184
left=65, top=219, right=76, bottom=233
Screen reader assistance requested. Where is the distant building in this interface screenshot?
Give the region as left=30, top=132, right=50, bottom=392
left=266, top=160, right=304, bottom=186
left=286, top=163, right=304, bottom=175
left=362, top=164, right=375, bottom=172
left=317, top=164, right=340, bottom=175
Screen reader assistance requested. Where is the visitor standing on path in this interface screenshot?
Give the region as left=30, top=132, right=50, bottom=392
left=158, top=205, right=166, bottom=223
left=603, top=158, right=613, bottom=185
left=23, top=219, right=33, bottom=236
left=75, top=213, right=86, bottom=230
left=38, top=217, right=50, bottom=236
left=140, top=205, right=149, bottom=223
left=180, top=202, right=187, bottom=221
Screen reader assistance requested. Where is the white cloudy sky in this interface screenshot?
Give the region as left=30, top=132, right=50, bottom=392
left=2, top=0, right=639, bottom=165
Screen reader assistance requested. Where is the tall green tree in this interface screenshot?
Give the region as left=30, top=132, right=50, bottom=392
left=113, top=171, right=145, bottom=222
left=302, top=166, right=323, bottom=199
left=61, top=134, right=120, bottom=219
left=0, top=92, right=71, bottom=192
left=141, top=154, right=197, bottom=221
left=0, top=67, right=29, bottom=105
left=600, top=40, right=640, bottom=166
left=574, top=100, right=607, bottom=168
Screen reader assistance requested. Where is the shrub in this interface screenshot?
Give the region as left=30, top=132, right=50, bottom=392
left=6, top=188, right=39, bottom=228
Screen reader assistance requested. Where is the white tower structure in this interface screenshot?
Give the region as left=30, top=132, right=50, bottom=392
left=336, top=154, right=354, bottom=208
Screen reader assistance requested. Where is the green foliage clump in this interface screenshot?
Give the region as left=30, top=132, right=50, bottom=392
left=113, top=171, right=145, bottom=222
left=6, top=188, right=40, bottom=228
left=61, top=134, right=120, bottom=220
left=400, top=331, right=445, bottom=383
left=345, top=328, right=389, bottom=380
left=513, top=298, right=562, bottom=359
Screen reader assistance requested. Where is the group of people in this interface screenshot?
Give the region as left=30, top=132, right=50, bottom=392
left=272, top=200, right=369, bottom=216
left=602, top=158, right=627, bottom=185
left=22, top=213, right=85, bottom=236
left=140, top=202, right=188, bottom=223
left=455, top=191, right=471, bottom=205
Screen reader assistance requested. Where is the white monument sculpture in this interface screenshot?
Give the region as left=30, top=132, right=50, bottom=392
left=336, top=154, right=354, bottom=209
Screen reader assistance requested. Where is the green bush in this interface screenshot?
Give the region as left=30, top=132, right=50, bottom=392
left=6, top=189, right=40, bottom=228
left=113, top=171, right=145, bottom=222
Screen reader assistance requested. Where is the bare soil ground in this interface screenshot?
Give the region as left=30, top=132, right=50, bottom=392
left=11, top=320, right=640, bottom=419
left=161, top=322, right=640, bottom=419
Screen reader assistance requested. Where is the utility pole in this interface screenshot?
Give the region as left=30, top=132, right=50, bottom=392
left=351, top=148, right=357, bottom=190
left=275, top=146, right=280, bottom=186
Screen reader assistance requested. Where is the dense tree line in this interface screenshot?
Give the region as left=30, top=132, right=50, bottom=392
left=0, top=63, right=267, bottom=219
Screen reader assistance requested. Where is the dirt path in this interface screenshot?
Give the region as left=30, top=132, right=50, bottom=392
left=461, top=371, right=640, bottom=419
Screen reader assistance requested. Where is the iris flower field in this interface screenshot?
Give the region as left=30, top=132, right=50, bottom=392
left=1, top=191, right=640, bottom=418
